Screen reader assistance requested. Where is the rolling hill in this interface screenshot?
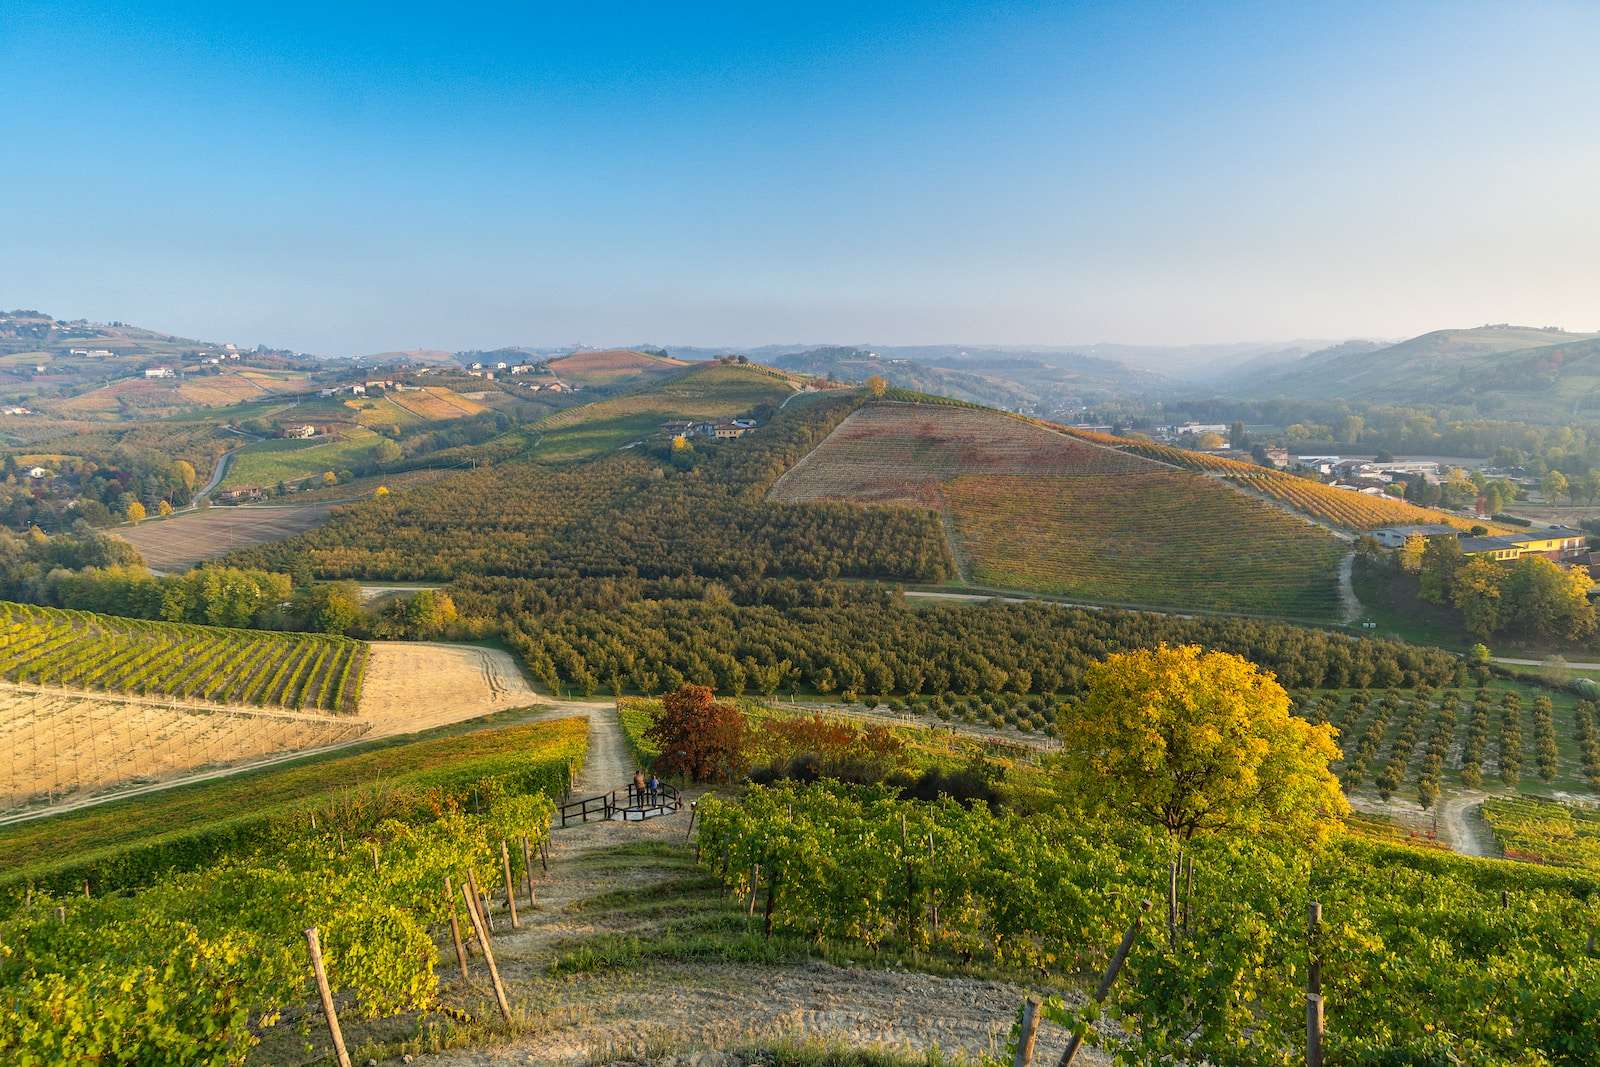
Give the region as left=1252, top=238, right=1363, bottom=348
left=530, top=361, right=798, bottom=462
left=773, top=345, right=1159, bottom=410
left=1240, top=326, right=1600, bottom=416
left=770, top=401, right=1346, bottom=619
left=546, top=347, right=688, bottom=387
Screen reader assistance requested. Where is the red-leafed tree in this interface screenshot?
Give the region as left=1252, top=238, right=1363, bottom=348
left=646, top=684, right=748, bottom=781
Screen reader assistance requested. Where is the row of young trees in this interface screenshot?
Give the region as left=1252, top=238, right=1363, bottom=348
left=505, top=593, right=1463, bottom=701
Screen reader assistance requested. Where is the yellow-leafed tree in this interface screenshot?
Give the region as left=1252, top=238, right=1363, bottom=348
left=1058, top=644, right=1348, bottom=844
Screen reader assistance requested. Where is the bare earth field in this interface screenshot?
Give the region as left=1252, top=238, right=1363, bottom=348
left=114, top=504, right=337, bottom=570
left=0, top=684, right=367, bottom=814
left=1, top=643, right=542, bottom=820
left=356, top=641, right=542, bottom=734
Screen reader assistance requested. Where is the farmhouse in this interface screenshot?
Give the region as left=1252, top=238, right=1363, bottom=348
left=144, top=367, right=174, bottom=379
left=26, top=466, right=51, bottom=480
left=1457, top=527, right=1587, bottom=563
left=1371, top=523, right=1461, bottom=548
left=282, top=424, right=317, bottom=440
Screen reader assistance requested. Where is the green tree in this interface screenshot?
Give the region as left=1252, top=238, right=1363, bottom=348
left=1057, top=645, right=1348, bottom=843
left=1395, top=535, right=1427, bottom=575
left=1418, top=535, right=1465, bottom=604
left=1542, top=469, right=1570, bottom=505
left=1499, top=557, right=1596, bottom=642
left=404, top=589, right=457, bottom=636
left=1452, top=557, right=1504, bottom=639
left=1229, top=421, right=1250, bottom=449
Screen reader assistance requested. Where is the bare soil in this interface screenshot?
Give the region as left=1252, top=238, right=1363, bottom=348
left=114, top=504, right=337, bottom=570
left=0, top=684, right=365, bottom=815
left=357, top=642, right=542, bottom=734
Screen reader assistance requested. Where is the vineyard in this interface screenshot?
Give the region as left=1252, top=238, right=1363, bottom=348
left=946, top=471, right=1345, bottom=618
left=0, top=685, right=368, bottom=814
left=1049, top=423, right=1497, bottom=534
left=697, top=782, right=1600, bottom=1064
left=1483, top=795, right=1600, bottom=870
left=769, top=402, right=1156, bottom=505
left=388, top=385, right=487, bottom=421
left=0, top=601, right=367, bottom=712
left=770, top=403, right=1346, bottom=619
left=1229, top=472, right=1503, bottom=533
left=0, top=717, right=587, bottom=1063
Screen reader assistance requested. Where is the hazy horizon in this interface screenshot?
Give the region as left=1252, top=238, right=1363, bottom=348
left=4, top=1, right=1598, bottom=357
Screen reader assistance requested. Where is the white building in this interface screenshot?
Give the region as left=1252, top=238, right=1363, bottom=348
left=144, top=367, right=174, bottom=379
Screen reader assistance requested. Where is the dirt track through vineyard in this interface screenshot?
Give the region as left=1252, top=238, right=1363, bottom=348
left=408, top=711, right=1108, bottom=1067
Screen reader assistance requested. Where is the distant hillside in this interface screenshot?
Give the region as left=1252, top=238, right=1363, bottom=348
left=546, top=348, right=688, bottom=387
left=1240, top=326, right=1600, bottom=415
left=530, top=361, right=797, bottom=463
left=360, top=348, right=458, bottom=366
left=772, top=345, right=1155, bottom=411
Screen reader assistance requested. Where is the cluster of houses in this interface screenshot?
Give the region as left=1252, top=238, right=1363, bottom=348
left=660, top=418, right=757, bottom=441
left=1372, top=523, right=1589, bottom=565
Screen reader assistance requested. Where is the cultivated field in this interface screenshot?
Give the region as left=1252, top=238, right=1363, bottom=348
left=771, top=403, right=1346, bottom=618
left=356, top=641, right=540, bottom=733
left=770, top=402, right=1154, bottom=505
left=0, top=685, right=366, bottom=815
left=947, top=471, right=1344, bottom=617
left=0, top=640, right=539, bottom=819
left=546, top=347, right=688, bottom=386
left=0, top=602, right=366, bottom=712
left=54, top=369, right=311, bottom=417
left=1050, top=424, right=1498, bottom=534
left=115, top=503, right=337, bottom=569
left=533, top=363, right=796, bottom=462
left=220, top=426, right=386, bottom=489
left=387, top=385, right=486, bottom=420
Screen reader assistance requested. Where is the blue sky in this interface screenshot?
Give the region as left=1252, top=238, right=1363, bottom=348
left=3, top=1, right=1598, bottom=355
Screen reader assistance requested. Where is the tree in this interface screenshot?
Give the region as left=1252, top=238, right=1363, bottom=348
left=1499, top=557, right=1596, bottom=642
left=1452, top=557, right=1504, bottom=639
left=1395, top=535, right=1427, bottom=575
left=373, top=485, right=390, bottom=498
left=646, top=684, right=748, bottom=782
left=865, top=374, right=888, bottom=398
left=125, top=500, right=146, bottom=524
left=1542, top=469, right=1570, bottom=505
left=174, top=460, right=197, bottom=492
left=404, top=589, right=457, bottom=636
left=1196, top=431, right=1226, bottom=450
left=1229, top=421, right=1250, bottom=449
left=1338, top=415, right=1364, bottom=446
left=156, top=500, right=174, bottom=517
left=1057, top=645, right=1348, bottom=843
left=1583, top=470, right=1600, bottom=506
left=374, top=440, right=403, bottom=464
left=294, top=581, right=364, bottom=635
left=1417, top=535, right=1464, bottom=604
left=322, top=471, right=337, bottom=486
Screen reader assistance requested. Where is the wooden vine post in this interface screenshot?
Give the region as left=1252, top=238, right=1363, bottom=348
left=462, top=871, right=513, bottom=1024
left=500, top=842, right=520, bottom=928
left=747, top=863, right=761, bottom=916
left=1059, top=900, right=1151, bottom=1067
left=521, top=835, right=537, bottom=906
left=1307, top=900, right=1324, bottom=1067
left=444, top=875, right=469, bottom=978
left=1014, top=995, right=1042, bottom=1067
left=303, top=927, right=353, bottom=1067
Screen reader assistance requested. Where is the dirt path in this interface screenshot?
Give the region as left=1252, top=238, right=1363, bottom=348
left=1439, top=792, right=1498, bottom=857
left=408, top=708, right=1105, bottom=1066
left=1338, top=549, right=1361, bottom=623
